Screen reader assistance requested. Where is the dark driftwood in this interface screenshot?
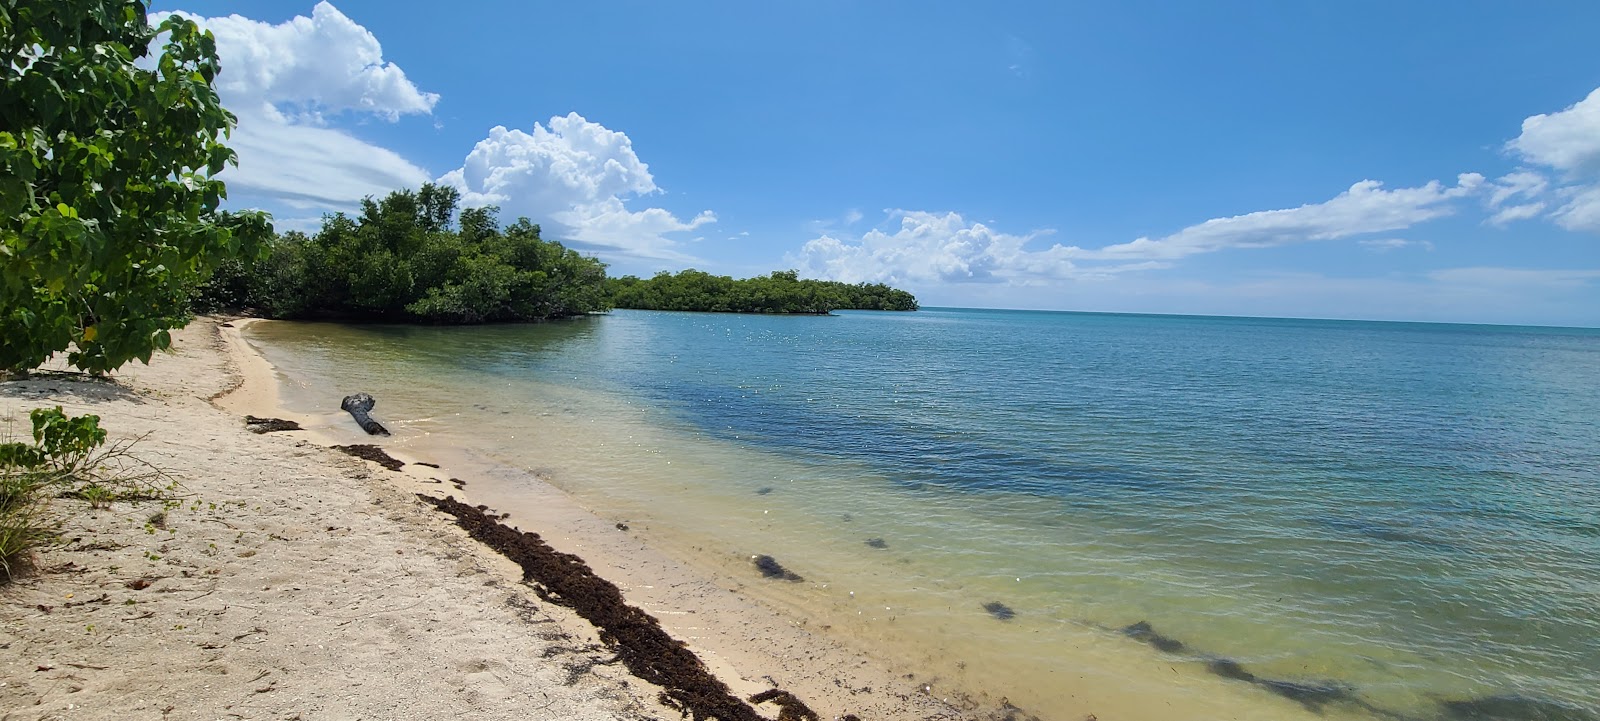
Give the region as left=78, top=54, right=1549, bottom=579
left=340, top=393, right=389, bottom=436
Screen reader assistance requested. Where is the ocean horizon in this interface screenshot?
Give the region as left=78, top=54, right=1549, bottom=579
left=246, top=307, right=1600, bottom=721
left=917, top=305, right=1600, bottom=332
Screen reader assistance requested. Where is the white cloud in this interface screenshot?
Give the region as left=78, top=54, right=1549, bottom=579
left=1428, top=266, right=1600, bottom=287
left=792, top=211, right=1051, bottom=284
left=1508, top=87, right=1600, bottom=176
left=793, top=177, right=1482, bottom=289
left=1550, top=185, right=1600, bottom=232
left=1358, top=238, right=1434, bottom=252
left=221, top=110, right=430, bottom=210
left=1487, top=201, right=1548, bottom=226
left=438, top=114, right=714, bottom=261
left=157, top=2, right=436, bottom=210
left=1070, top=175, right=1483, bottom=261
left=1482, top=171, right=1549, bottom=226
left=1486, top=171, right=1548, bottom=208
left=269, top=216, right=329, bottom=234
left=788, top=210, right=1168, bottom=286
left=1505, top=87, right=1600, bottom=233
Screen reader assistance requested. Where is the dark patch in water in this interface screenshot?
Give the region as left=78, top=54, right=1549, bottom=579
left=1259, top=678, right=1357, bottom=712
left=983, top=602, right=1016, bottom=620
left=755, top=487, right=774, bottom=495
left=1205, top=657, right=1255, bottom=682
left=1321, top=516, right=1460, bottom=553
left=1119, top=622, right=1364, bottom=714
left=1121, top=620, right=1186, bottom=653
left=658, top=382, right=1182, bottom=502
left=864, top=538, right=888, bottom=549
left=753, top=555, right=804, bottom=582
left=1199, top=658, right=1358, bottom=712
left=1441, top=695, right=1599, bottom=721
left=840, top=513, right=853, bottom=522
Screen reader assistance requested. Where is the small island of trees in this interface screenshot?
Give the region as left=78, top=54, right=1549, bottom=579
left=608, top=270, right=918, bottom=314
left=196, top=185, right=917, bottom=321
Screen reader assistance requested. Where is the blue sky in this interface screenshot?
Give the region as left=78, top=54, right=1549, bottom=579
left=161, top=1, right=1600, bottom=326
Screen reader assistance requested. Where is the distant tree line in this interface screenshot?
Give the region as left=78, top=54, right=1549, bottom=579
left=607, top=270, right=918, bottom=314
left=193, top=186, right=918, bottom=321
left=194, top=184, right=612, bottom=322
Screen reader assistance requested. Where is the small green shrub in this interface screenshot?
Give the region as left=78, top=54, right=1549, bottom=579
left=1, top=407, right=170, bottom=583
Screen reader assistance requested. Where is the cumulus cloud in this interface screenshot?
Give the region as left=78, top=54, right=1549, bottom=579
left=1072, top=175, right=1483, bottom=261
left=1508, top=88, right=1600, bottom=176
left=438, top=114, right=714, bottom=261
left=1505, top=87, right=1600, bottom=232
left=788, top=210, right=1168, bottom=286
left=156, top=2, right=436, bottom=209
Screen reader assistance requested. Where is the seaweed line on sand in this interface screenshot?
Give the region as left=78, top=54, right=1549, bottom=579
left=333, top=444, right=405, bottom=472
left=416, top=493, right=823, bottom=721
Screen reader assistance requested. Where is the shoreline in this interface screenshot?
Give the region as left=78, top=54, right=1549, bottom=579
left=211, top=318, right=993, bottom=720
left=200, top=313, right=1598, bottom=721
left=2, top=318, right=676, bottom=720
left=223, top=316, right=1413, bottom=721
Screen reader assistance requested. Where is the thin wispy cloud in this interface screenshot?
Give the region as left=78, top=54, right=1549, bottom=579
left=1358, top=238, right=1434, bottom=252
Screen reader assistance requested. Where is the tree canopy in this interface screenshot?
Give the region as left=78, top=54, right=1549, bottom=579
left=195, top=184, right=613, bottom=323
left=607, top=270, right=918, bottom=314
left=1, top=1, right=271, bottom=373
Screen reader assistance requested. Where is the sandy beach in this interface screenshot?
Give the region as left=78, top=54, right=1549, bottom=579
left=0, top=318, right=997, bottom=721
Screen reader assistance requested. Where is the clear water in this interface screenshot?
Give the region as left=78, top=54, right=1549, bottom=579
left=246, top=308, right=1600, bottom=720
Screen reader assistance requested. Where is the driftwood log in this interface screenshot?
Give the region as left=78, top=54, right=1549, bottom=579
left=340, top=393, right=390, bottom=436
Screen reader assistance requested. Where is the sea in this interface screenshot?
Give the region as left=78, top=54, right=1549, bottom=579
left=243, top=308, right=1600, bottom=721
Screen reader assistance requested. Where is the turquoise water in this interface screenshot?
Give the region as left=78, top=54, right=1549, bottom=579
left=248, top=308, right=1600, bottom=720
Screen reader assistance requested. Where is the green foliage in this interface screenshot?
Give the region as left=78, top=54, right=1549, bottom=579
left=195, top=184, right=613, bottom=323
left=1, top=405, right=170, bottom=582
left=608, top=269, right=919, bottom=314
left=0, top=1, right=272, bottom=374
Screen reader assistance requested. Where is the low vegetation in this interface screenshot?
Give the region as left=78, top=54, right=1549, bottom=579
left=608, top=269, right=918, bottom=314
left=1, top=407, right=171, bottom=582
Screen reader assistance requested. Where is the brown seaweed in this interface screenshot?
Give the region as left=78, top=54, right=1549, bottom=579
left=332, top=444, right=405, bottom=471
left=418, top=493, right=813, bottom=721
left=749, top=688, right=821, bottom=721
left=244, top=416, right=301, bottom=433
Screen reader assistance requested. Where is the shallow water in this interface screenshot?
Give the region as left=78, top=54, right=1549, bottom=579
left=246, top=309, right=1600, bottom=720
